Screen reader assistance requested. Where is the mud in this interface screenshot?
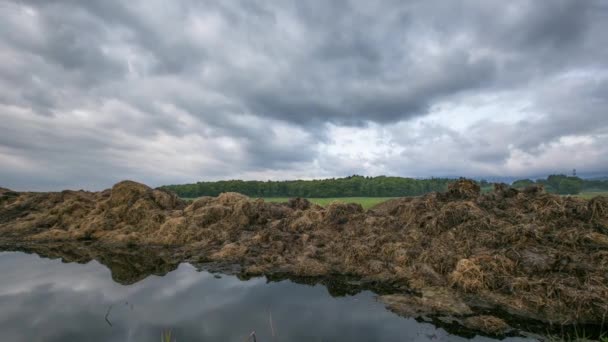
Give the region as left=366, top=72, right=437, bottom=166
left=1, top=179, right=608, bottom=337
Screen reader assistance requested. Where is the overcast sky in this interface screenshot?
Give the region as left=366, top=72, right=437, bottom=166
left=1, top=0, right=607, bottom=190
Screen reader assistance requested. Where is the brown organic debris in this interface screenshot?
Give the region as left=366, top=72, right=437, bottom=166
left=462, top=315, right=509, bottom=336
left=1, top=179, right=608, bottom=331
left=380, top=287, right=473, bottom=317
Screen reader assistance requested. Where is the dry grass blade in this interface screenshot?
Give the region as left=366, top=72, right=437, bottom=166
left=161, top=329, right=176, bottom=342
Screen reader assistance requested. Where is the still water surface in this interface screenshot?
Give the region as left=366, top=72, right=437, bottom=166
left=0, top=251, right=533, bottom=342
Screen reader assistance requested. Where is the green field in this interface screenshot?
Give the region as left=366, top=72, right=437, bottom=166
left=575, top=191, right=608, bottom=199
left=263, top=192, right=606, bottom=208
left=182, top=191, right=607, bottom=209
left=181, top=196, right=396, bottom=209
left=261, top=197, right=396, bottom=209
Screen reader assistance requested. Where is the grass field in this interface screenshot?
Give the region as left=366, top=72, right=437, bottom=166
left=261, top=197, right=396, bottom=209
left=575, top=191, right=608, bottom=199
left=181, top=196, right=396, bottom=209
left=184, top=192, right=608, bottom=209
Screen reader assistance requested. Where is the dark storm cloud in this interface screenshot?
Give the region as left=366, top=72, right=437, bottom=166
left=3, top=0, right=605, bottom=122
left=0, top=0, right=607, bottom=189
left=242, top=51, right=497, bottom=126
left=2, top=1, right=126, bottom=82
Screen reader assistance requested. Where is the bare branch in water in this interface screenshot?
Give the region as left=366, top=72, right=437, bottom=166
left=269, top=310, right=276, bottom=339
left=104, top=305, right=113, bottom=327
left=246, top=331, right=257, bottom=342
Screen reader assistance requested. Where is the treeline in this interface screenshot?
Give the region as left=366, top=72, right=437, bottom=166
left=162, top=174, right=608, bottom=198
left=162, top=175, right=455, bottom=198
left=512, top=174, right=608, bottom=194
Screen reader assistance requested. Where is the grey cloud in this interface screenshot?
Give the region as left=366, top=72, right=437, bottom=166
left=2, top=2, right=126, bottom=83
left=0, top=0, right=607, bottom=189
left=462, top=1, right=592, bottom=50
left=383, top=77, right=608, bottom=178
left=242, top=133, right=317, bottom=170
left=4, top=0, right=606, bottom=124
left=2, top=1, right=600, bottom=121
left=512, top=78, right=608, bottom=153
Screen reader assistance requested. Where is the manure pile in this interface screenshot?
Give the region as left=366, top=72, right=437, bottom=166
left=1, top=179, right=608, bottom=336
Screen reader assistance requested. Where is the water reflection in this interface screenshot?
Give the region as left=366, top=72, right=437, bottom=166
left=1, top=243, right=182, bottom=285
left=0, top=250, right=532, bottom=342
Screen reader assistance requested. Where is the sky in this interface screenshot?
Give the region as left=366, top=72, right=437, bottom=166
left=1, top=0, right=607, bottom=191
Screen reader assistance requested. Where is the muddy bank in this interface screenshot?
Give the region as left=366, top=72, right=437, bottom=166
left=1, top=179, right=608, bottom=336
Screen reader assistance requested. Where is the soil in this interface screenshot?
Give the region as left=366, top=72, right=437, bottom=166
left=1, top=179, right=608, bottom=337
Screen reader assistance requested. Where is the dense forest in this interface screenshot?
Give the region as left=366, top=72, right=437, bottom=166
left=162, top=176, right=454, bottom=198
left=162, top=174, right=608, bottom=198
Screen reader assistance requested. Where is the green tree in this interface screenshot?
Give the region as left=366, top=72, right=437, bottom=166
left=512, top=179, right=535, bottom=188
left=558, top=178, right=582, bottom=194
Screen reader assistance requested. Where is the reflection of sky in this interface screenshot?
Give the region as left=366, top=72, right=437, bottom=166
left=0, top=252, right=533, bottom=342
